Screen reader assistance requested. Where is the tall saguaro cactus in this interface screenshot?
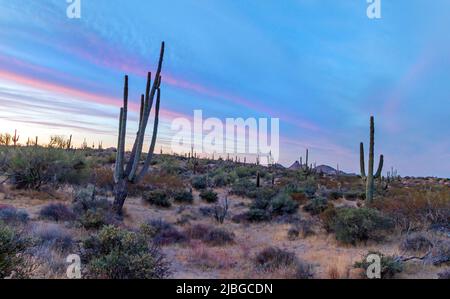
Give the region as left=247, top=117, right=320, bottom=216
left=113, top=42, right=164, bottom=214
left=12, top=130, right=19, bottom=147
left=360, top=116, right=384, bottom=203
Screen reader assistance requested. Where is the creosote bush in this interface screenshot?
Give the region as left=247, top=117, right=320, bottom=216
left=81, top=225, right=170, bottom=279
left=143, top=190, right=172, bottom=208
left=199, top=189, right=218, bottom=203
left=0, top=223, right=33, bottom=278
left=331, top=207, right=393, bottom=245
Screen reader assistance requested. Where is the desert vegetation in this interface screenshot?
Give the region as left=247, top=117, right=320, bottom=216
left=1, top=45, right=449, bottom=280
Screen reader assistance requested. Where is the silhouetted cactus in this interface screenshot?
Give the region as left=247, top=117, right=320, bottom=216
left=12, top=130, right=19, bottom=147
left=113, top=42, right=165, bottom=214
left=256, top=171, right=260, bottom=188
left=359, top=116, right=384, bottom=203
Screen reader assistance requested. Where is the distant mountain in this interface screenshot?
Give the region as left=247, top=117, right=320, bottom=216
left=288, top=160, right=302, bottom=170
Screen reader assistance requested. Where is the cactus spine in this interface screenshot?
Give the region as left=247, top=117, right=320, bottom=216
left=113, top=42, right=165, bottom=214
left=360, top=116, right=384, bottom=203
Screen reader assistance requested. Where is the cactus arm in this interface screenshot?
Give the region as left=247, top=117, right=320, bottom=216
left=374, top=154, right=384, bottom=179
left=114, top=75, right=128, bottom=183
left=360, top=142, right=366, bottom=178
left=136, top=87, right=161, bottom=182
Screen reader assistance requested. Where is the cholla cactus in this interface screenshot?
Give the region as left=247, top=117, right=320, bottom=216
left=113, top=42, right=165, bottom=214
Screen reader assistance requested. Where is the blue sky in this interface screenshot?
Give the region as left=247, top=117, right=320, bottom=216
left=0, top=0, right=449, bottom=177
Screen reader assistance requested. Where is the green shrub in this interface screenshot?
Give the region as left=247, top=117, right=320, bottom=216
left=303, top=197, right=328, bottom=215
left=354, top=251, right=403, bottom=279
left=246, top=208, right=271, bottom=222
left=332, top=208, right=394, bottom=245
left=270, top=193, right=299, bottom=216
left=81, top=225, right=171, bottom=279
left=199, top=189, right=218, bottom=203
left=143, top=190, right=172, bottom=208
left=0, top=147, right=88, bottom=189
left=191, top=175, right=208, bottom=189
left=173, top=190, right=194, bottom=204
left=0, top=223, right=33, bottom=278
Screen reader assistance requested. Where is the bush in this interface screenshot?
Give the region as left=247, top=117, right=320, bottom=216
left=39, top=203, right=75, bottom=222
left=173, top=190, right=194, bottom=204
left=0, top=147, right=88, bottom=189
left=400, top=233, right=433, bottom=253
left=143, top=190, right=171, bottom=208
left=354, top=251, right=403, bottom=279
left=200, top=189, right=218, bottom=203
left=93, top=167, right=114, bottom=192
left=34, top=224, right=74, bottom=253
left=437, top=268, right=450, bottom=279
left=203, top=228, right=235, bottom=246
left=246, top=208, right=271, bottom=222
left=332, top=208, right=394, bottom=245
left=212, top=171, right=235, bottom=187
left=294, top=260, right=315, bottom=279
left=430, top=240, right=450, bottom=266
left=191, top=175, right=208, bottom=190
left=185, top=224, right=234, bottom=246
left=0, top=205, right=29, bottom=224
left=303, top=197, right=328, bottom=215
left=143, top=219, right=188, bottom=245
left=0, top=223, right=33, bottom=278
left=81, top=225, right=170, bottom=279
left=270, top=193, right=299, bottom=216
left=287, top=227, right=300, bottom=240
left=319, top=203, right=337, bottom=232
left=255, top=247, right=297, bottom=270
left=72, top=186, right=118, bottom=229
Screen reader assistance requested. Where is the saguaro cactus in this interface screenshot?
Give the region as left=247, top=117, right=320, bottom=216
left=360, top=116, right=384, bottom=203
left=13, top=130, right=19, bottom=147
left=256, top=171, right=260, bottom=188
left=113, top=42, right=165, bottom=214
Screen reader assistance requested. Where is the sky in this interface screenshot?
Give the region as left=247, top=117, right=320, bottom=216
left=0, top=0, right=449, bottom=177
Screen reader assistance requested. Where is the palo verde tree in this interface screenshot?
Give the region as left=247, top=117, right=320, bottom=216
left=113, top=42, right=164, bottom=214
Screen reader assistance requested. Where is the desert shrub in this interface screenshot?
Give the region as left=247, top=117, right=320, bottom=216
left=246, top=208, right=271, bottom=222
left=326, top=190, right=344, bottom=200
left=0, top=223, right=33, bottom=278
left=212, top=171, right=235, bottom=187
left=235, top=166, right=256, bottom=178
left=430, top=240, right=450, bottom=266
left=371, top=188, right=450, bottom=231
left=0, top=205, right=29, bottom=224
left=34, top=224, right=74, bottom=253
left=93, top=167, right=114, bottom=192
left=230, top=178, right=256, bottom=197
left=354, top=251, right=403, bottom=279
left=39, top=203, right=75, bottom=222
left=191, top=175, right=208, bottom=189
left=143, top=219, right=188, bottom=245
left=81, top=225, right=170, bottom=279
left=143, top=190, right=171, bottom=208
left=332, top=207, right=394, bottom=245
left=343, top=190, right=364, bottom=201
left=0, top=147, right=88, bottom=189
left=199, top=189, right=218, bottom=203
left=173, top=190, right=194, bottom=204
left=400, top=233, right=433, bottom=253
left=293, top=260, right=315, bottom=279
left=303, top=196, right=328, bottom=215
left=270, top=193, right=299, bottom=216
left=319, top=203, right=337, bottom=232
left=255, top=247, right=297, bottom=270
left=72, top=186, right=118, bottom=229
left=185, top=224, right=211, bottom=240
left=135, top=173, right=186, bottom=196
left=437, top=268, right=450, bottom=279
left=287, top=227, right=300, bottom=240
left=203, top=228, right=235, bottom=246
